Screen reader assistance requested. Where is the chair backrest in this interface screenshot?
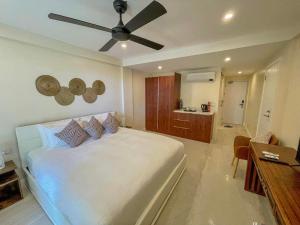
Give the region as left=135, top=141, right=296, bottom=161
left=269, top=135, right=279, bottom=145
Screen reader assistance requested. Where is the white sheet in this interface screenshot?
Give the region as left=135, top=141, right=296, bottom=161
left=28, top=128, right=184, bottom=225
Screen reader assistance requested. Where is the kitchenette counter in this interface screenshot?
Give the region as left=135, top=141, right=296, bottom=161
left=173, top=109, right=214, bottom=116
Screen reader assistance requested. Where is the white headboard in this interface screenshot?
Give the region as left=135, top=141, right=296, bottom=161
left=15, top=112, right=116, bottom=169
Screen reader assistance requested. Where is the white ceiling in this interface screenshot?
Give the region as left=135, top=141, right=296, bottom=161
left=0, top=0, right=299, bottom=75
left=0, top=0, right=299, bottom=60
left=126, top=41, right=287, bottom=75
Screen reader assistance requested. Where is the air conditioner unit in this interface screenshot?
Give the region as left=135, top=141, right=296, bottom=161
left=185, top=71, right=216, bottom=82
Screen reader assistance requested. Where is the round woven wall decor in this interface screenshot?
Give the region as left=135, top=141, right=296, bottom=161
left=54, top=87, right=75, bottom=106
left=36, top=75, right=61, bottom=96
left=69, top=78, right=86, bottom=95
left=92, top=80, right=105, bottom=95
left=83, top=88, right=97, bottom=103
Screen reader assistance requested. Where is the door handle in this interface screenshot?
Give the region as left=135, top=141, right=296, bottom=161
left=239, top=100, right=245, bottom=108
left=264, top=110, right=271, bottom=118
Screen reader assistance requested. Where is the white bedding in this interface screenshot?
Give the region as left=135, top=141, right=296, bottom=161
left=28, top=128, right=184, bottom=225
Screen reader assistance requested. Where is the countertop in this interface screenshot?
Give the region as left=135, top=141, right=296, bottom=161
left=173, top=109, right=214, bottom=116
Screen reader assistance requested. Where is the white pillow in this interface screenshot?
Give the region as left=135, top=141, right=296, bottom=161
left=94, top=112, right=115, bottom=123
left=37, top=120, right=71, bottom=149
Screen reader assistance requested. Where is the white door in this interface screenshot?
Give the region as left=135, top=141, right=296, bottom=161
left=222, top=81, right=248, bottom=125
left=256, top=61, right=280, bottom=136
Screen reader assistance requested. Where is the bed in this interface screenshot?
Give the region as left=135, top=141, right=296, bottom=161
left=15, top=112, right=186, bottom=225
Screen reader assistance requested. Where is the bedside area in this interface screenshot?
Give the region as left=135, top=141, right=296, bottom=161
left=0, top=161, right=23, bottom=210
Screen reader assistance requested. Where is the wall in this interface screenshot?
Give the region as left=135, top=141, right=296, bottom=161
left=122, top=68, right=134, bottom=127
left=269, top=35, right=300, bottom=148
left=180, top=72, right=221, bottom=112
left=0, top=33, right=123, bottom=165
left=123, top=68, right=148, bottom=130
left=132, top=70, right=147, bottom=130
left=244, top=72, right=265, bottom=137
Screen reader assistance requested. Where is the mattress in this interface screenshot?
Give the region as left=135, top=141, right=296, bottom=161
left=27, top=128, right=184, bottom=225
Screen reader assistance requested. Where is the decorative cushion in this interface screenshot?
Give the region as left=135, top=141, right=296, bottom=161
left=55, top=120, right=88, bottom=147
left=82, top=116, right=103, bottom=139
left=250, top=132, right=272, bottom=144
left=102, top=113, right=119, bottom=134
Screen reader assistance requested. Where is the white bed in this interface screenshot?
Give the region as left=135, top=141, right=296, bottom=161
left=16, top=113, right=186, bottom=225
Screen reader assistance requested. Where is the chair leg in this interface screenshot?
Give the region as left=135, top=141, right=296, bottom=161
left=231, top=156, right=236, bottom=166
left=233, top=159, right=239, bottom=178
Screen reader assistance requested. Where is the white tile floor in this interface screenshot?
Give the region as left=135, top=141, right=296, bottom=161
left=0, top=126, right=276, bottom=225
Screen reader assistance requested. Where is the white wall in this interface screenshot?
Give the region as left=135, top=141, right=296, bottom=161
left=132, top=70, right=147, bottom=130
left=180, top=72, right=221, bottom=112
left=268, top=35, right=300, bottom=148
left=0, top=34, right=123, bottom=165
left=244, top=72, right=265, bottom=137
left=123, top=68, right=148, bottom=130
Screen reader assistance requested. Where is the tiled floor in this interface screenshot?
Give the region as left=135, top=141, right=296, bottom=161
left=0, top=126, right=276, bottom=225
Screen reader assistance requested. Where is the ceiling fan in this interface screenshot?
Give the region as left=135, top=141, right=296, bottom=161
left=48, top=0, right=167, bottom=52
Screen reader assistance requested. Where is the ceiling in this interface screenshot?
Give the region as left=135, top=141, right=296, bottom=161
left=0, top=0, right=299, bottom=60
left=0, top=0, right=299, bottom=75
left=127, top=41, right=288, bottom=75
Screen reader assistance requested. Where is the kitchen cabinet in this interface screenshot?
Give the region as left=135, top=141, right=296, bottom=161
left=171, top=111, right=214, bottom=143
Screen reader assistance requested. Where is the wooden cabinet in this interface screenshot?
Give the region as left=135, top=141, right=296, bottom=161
left=145, top=74, right=214, bottom=143
left=145, top=74, right=181, bottom=134
left=0, top=161, right=23, bottom=210
left=145, top=77, right=159, bottom=132
left=170, top=112, right=214, bottom=143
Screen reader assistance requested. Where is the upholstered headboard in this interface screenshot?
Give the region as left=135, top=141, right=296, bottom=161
left=15, top=112, right=116, bottom=169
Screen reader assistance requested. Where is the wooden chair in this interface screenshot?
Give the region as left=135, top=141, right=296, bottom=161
left=232, top=134, right=279, bottom=178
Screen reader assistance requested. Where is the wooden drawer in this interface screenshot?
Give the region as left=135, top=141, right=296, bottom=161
left=172, top=118, right=190, bottom=128
left=171, top=126, right=191, bottom=138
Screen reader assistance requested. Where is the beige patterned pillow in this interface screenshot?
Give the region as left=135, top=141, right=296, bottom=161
left=82, top=116, right=103, bottom=139
left=102, top=113, right=119, bottom=133
left=55, top=120, right=88, bottom=147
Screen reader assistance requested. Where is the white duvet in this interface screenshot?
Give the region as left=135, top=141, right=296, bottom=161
left=28, top=128, right=184, bottom=225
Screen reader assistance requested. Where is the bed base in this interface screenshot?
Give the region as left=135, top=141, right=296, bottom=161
left=23, top=155, right=186, bottom=225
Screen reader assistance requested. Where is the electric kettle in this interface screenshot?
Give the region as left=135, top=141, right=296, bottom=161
left=201, top=104, right=209, bottom=112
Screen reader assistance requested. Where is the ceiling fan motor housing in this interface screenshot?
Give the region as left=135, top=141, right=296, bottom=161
left=113, top=0, right=127, bottom=14
left=112, top=26, right=130, bottom=41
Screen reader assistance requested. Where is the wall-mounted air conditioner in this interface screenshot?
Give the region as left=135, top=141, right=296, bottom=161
left=184, top=71, right=216, bottom=82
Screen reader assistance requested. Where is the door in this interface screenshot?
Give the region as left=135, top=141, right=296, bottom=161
left=158, top=76, right=174, bottom=134
left=222, top=81, right=248, bottom=125
left=145, top=77, right=159, bottom=131
left=256, top=61, right=280, bottom=136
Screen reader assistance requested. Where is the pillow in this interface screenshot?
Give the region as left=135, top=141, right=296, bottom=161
left=94, top=112, right=116, bottom=123
left=102, top=113, right=119, bottom=134
left=250, top=132, right=272, bottom=144
left=37, top=124, right=69, bottom=149
left=82, top=116, right=103, bottom=139
left=55, top=120, right=89, bottom=147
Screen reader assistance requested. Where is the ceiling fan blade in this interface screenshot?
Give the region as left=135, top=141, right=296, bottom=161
left=48, top=13, right=112, bottom=33
left=99, top=39, right=118, bottom=51
left=130, top=35, right=163, bottom=50
left=125, top=1, right=167, bottom=33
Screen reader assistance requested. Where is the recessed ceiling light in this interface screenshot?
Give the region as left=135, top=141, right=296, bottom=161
left=224, top=57, right=231, bottom=62
left=238, top=71, right=243, bottom=74
left=158, top=66, right=163, bottom=70
left=121, top=43, right=127, bottom=49
left=223, top=11, right=234, bottom=22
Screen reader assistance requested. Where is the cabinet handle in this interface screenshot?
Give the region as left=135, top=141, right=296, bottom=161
left=174, top=119, right=189, bottom=122
left=173, top=126, right=190, bottom=130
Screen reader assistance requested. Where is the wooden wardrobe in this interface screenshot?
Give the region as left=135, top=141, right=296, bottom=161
left=145, top=74, right=181, bottom=134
